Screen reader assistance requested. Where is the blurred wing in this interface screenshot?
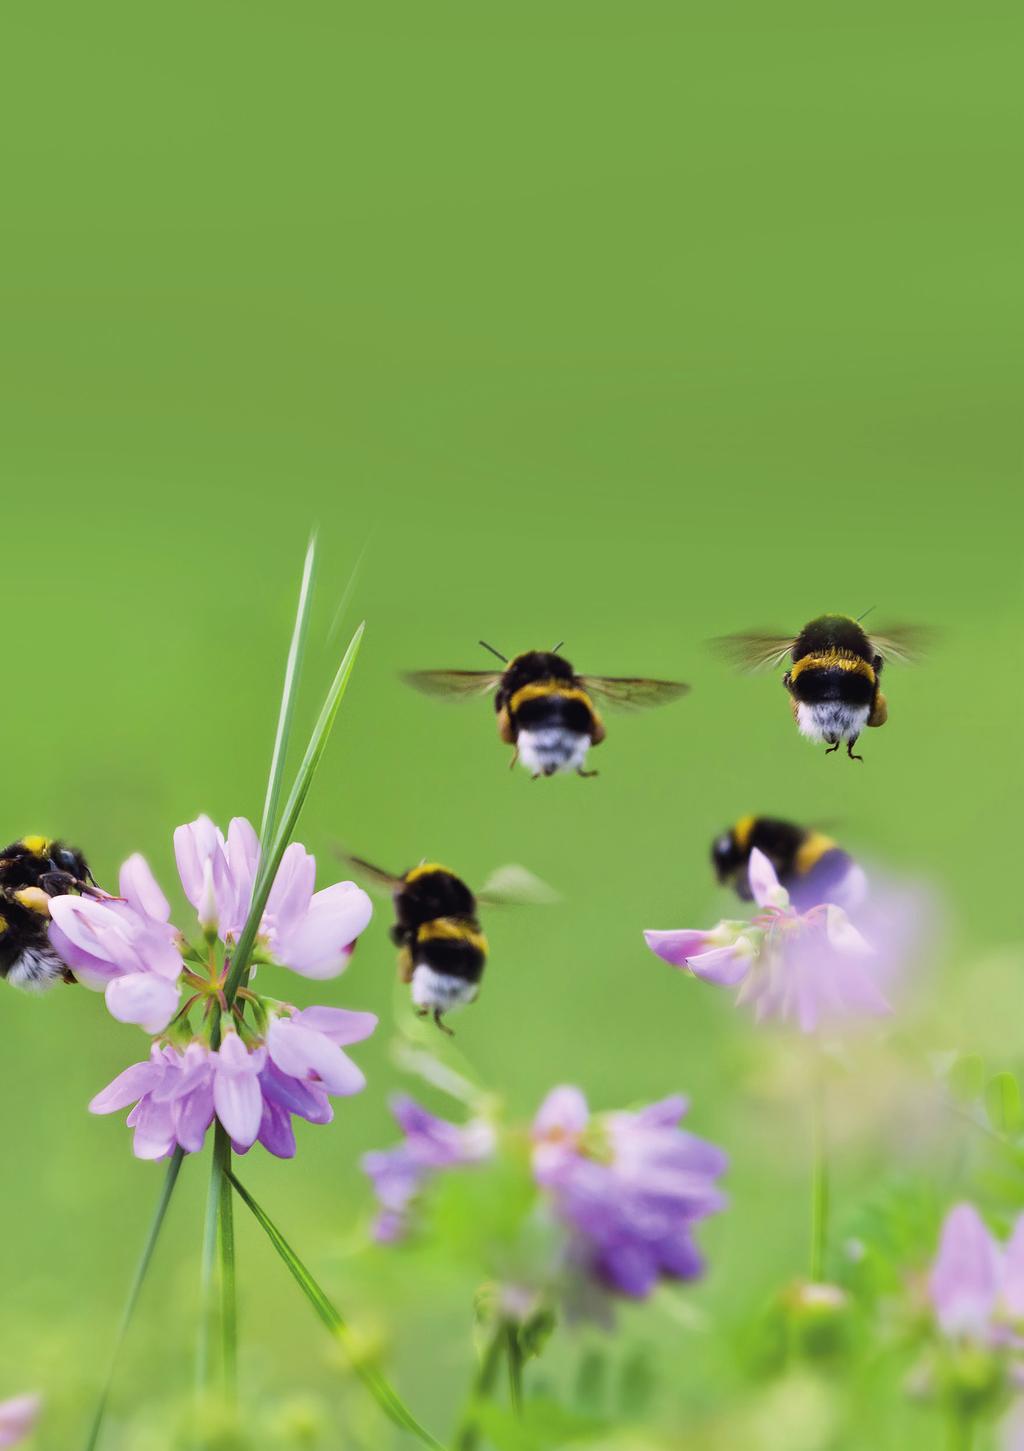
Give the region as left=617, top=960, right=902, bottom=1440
left=477, top=864, right=561, bottom=907
left=868, top=625, right=936, bottom=665
left=336, top=852, right=404, bottom=893
left=709, top=632, right=796, bottom=673
left=401, top=670, right=503, bottom=701
left=577, top=676, right=690, bottom=711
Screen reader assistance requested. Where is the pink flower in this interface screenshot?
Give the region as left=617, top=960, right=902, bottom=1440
left=48, top=855, right=183, bottom=1033
left=90, top=1007, right=377, bottom=1161
left=929, top=1204, right=1024, bottom=1343
left=644, top=849, right=890, bottom=1033
left=174, top=816, right=372, bottom=979
left=0, top=1395, right=40, bottom=1448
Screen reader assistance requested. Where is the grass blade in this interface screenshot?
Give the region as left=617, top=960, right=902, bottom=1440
left=224, top=621, right=365, bottom=1004
left=260, top=536, right=317, bottom=846
left=227, top=1170, right=447, bottom=1450
left=83, top=1149, right=185, bottom=1451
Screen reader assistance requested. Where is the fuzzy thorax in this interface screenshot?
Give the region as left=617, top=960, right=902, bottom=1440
left=6, top=945, right=66, bottom=991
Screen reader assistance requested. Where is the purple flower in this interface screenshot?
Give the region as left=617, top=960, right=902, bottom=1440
left=645, top=848, right=891, bottom=1033
left=49, top=855, right=183, bottom=1033
left=174, top=816, right=372, bottom=978
left=90, top=1006, right=377, bottom=1161
left=929, top=1204, right=1024, bottom=1343
left=362, top=1096, right=496, bottom=1242
left=0, top=1395, right=40, bottom=1449
left=530, top=1086, right=727, bottom=1302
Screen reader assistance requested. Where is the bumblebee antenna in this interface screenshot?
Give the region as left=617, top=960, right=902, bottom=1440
left=551, top=640, right=565, bottom=652
left=479, top=640, right=508, bottom=663
left=856, top=607, right=876, bottom=623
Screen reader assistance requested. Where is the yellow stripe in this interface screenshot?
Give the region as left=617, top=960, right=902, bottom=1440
left=20, top=835, right=51, bottom=857
left=417, top=917, right=488, bottom=953
left=733, top=815, right=756, bottom=851
left=789, top=651, right=875, bottom=685
left=14, top=888, right=51, bottom=916
left=405, top=862, right=455, bottom=884
left=508, top=680, right=594, bottom=715
left=795, top=832, right=837, bottom=876
left=0, top=914, right=7, bottom=933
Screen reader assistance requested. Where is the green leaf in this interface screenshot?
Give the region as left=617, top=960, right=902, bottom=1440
left=475, top=1399, right=608, bottom=1451
left=948, top=1054, right=985, bottom=1103
left=259, top=534, right=317, bottom=846
left=985, top=1072, right=1024, bottom=1135
left=82, top=1149, right=185, bottom=1451
left=224, top=620, right=365, bottom=1004
left=228, top=1171, right=447, bottom=1449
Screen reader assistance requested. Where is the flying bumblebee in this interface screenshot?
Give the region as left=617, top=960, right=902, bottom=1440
left=403, top=643, right=690, bottom=778
left=343, top=855, right=556, bottom=1033
left=0, top=836, right=99, bottom=990
left=712, top=614, right=930, bottom=759
left=711, top=815, right=867, bottom=912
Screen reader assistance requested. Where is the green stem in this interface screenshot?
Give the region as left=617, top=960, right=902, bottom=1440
left=454, top=1321, right=507, bottom=1451
left=82, top=1149, right=185, bottom=1451
left=259, top=535, right=316, bottom=846
left=505, top=1323, right=523, bottom=1416
left=947, top=1410, right=974, bottom=1451
left=809, top=1080, right=829, bottom=1282
left=227, top=1170, right=447, bottom=1450
left=218, top=1132, right=237, bottom=1405
left=196, top=1137, right=223, bottom=1406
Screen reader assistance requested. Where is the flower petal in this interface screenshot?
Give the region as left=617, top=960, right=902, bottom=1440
left=290, top=1006, right=378, bottom=1045
left=0, top=1393, right=41, bottom=1448
left=533, top=1086, right=589, bottom=1139
left=643, top=930, right=709, bottom=968
left=687, top=944, right=752, bottom=986
left=929, top=1203, right=1002, bottom=1337
left=89, top=1060, right=161, bottom=1114
left=266, top=1019, right=367, bottom=1096
left=119, top=854, right=171, bottom=924
left=748, top=848, right=789, bottom=910
left=105, top=973, right=179, bottom=1034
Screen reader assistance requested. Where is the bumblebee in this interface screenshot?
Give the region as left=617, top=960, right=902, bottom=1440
left=711, top=816, right=867, bottom=911
left=404, top=643, right=690, bottom=778
left=0, top=836, right=97, bottom=990
left=344, top=855, right=555, bottom=1032
left=713, top=614, right=929, bottom=759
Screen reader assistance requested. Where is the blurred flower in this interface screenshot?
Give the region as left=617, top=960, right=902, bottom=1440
left=645, top=848, right=891, bottom=1033
left=90, top=1004, right=377, bottom=1160
left=531, top=1086, right=727, bottom=1301
left=49, top=855, right=183, bottom=1032
left=362, top=1095, right=496, bottom=1241
left=175, top=815, right=372, bottom=977
left=0, top=1395, right=40, bottom=1448
left=929, top=1203, right=1024, bottom=1343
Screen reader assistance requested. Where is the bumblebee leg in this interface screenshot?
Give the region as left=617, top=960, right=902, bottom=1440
left=846, top=739, right=864, bottom=762
left=433, top=1008, right=454, bottom=1037
left=824, top=740, right=840, bottom=755
left=415, top=1006, right=429, bottom=1019
left=509, top=747, right=520, bottom=771
left=576, top=767, right=599, bottom=779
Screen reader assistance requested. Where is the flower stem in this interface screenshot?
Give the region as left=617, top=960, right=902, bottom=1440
left=217, top=1131, right=237, bottom=1405
left=505, top=1323, right=523, bottom=1416
left=454, top=1321, right=507, bottom=1451
left=809, top=1078, right=829, bottom=1283
left=82, top=1149, right=185, bottom=1451
left=947, top=1410, right=974, bottom=1451
left=227, top=1169, right=447, bottom=1450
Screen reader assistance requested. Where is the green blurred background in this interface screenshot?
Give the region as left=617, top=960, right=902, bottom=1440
left=1, top=2, right=1021, bottom=1446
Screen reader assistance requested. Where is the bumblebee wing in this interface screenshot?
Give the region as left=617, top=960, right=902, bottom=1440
left=577, top=676, right=691, bottom=711
left=476, top=864, right=561, bottom=907
left=708, top=632, right=796, bottom=673
left=336, top=852, right=404, bottom=894
left=868, top=625, right=936, bottom=665
left=401, top=670, right=503, bottom=701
